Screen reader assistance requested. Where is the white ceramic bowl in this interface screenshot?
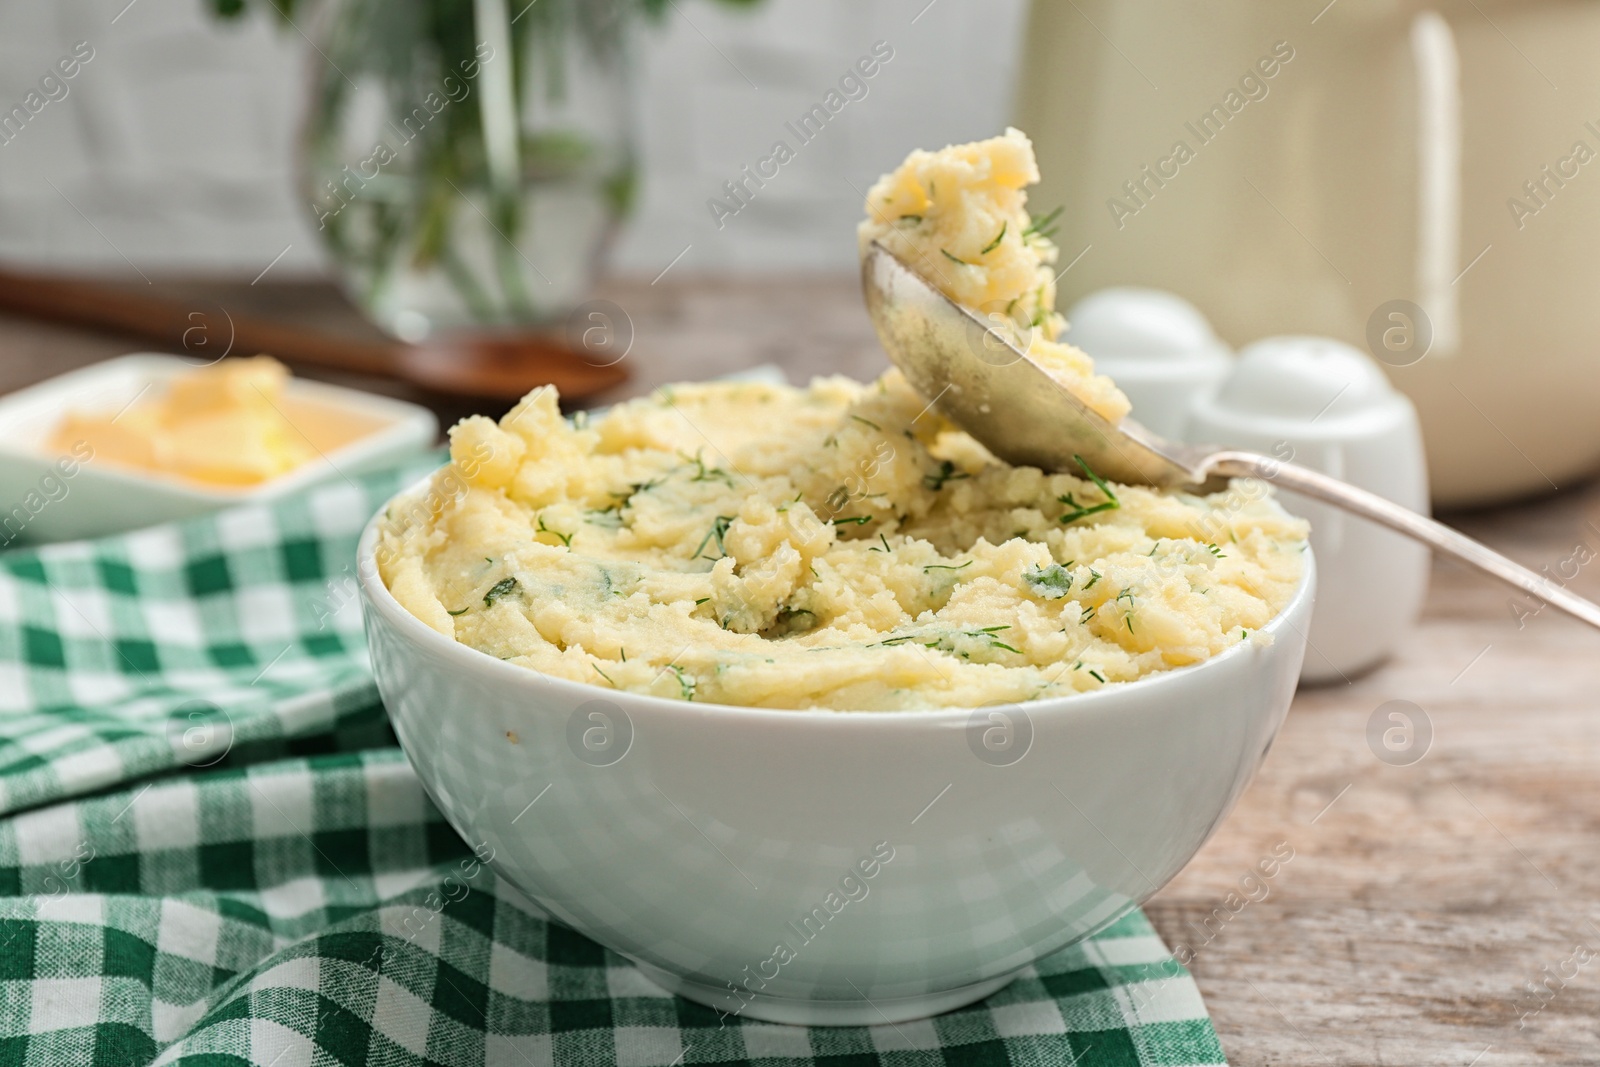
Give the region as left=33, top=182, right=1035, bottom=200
left=0, top=354, right=437, bottom=544
left=357, top=480, right=1316, bottom=1026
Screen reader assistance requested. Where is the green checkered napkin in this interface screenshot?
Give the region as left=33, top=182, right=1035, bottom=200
left=0, top=458, right=1229, bottom=1066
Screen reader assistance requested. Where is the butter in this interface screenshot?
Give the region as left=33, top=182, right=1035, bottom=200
left=51, top=357, right=337, bottom=487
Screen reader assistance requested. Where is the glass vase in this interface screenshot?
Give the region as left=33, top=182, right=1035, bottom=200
left=299, top=0, right=636, bottom=341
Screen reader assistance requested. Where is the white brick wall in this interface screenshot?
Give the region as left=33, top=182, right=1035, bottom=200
left=0, top=0, right=1025, bottom=278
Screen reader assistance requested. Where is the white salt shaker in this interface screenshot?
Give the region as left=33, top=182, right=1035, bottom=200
left=1185, top=337, right=1431, bottom=683
left=1064, top=288, right=1234, bottom=440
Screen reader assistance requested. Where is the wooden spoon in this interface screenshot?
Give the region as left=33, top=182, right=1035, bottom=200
left=0, top=267, right=628, bottom=401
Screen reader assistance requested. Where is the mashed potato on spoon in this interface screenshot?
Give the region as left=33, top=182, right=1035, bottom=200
left=856, top=126, right=1131, bottom=424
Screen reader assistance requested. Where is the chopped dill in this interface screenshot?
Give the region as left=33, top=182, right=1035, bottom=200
left=923, top=460, right=970, bottom=491
left=1085, top=568, right=1102, bottom=589
left=990, top=641, right=1022, bottom=654
left=940, top=249, right=972, bottom=266
left=1024, top=204, right=1064, bottom=241
left=924, top=560, right=973, bottom=572
left=831, top=515, right=872, bottom=526
left=874, top=634, right=919, bottom=646
left=685, top=451, right=736, bottom=486
left=694, top=597, right=711, bottom=605
left=537, top=515, right=573, bottom=547
left=1207, top=543, right=1227, bottom=559
left=980, top=222, right=1007, bottom=255
left=483, top=577, right=519, bottom=607
left=615, top=478, right=661, bottom=507
left=1023, top=563, right=1073, bottom=599
left=1058, top=455, right=1121, bottom=525
left=667, top=664, right=696, bottom=701
left=870, top=533, right=892, bottom=553
left=773, top=606, right=816, bottom=633
left=1089, top=669, right=1107, bottom=683
left=850, top=414, right=882, bottom=431
left=592, top=663, right=616, bottom=686
left=446, top=607, right=469, bottom=616
left=898, top=214, right=923, bottom=224
left=692, top=516, right=735, bottom=561
left=1032, top=285, right=1050, bottom=325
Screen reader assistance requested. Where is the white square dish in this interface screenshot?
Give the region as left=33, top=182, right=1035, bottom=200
left=0, top=353, right=438, bottom=545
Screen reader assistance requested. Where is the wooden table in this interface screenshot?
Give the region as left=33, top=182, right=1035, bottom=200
left=3, top=275, right=1597, bottom=1065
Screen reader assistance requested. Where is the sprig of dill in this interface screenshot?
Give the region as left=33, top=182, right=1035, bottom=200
left=923, top=460, right=969, bottom=491
left=692, top=515, right=735, bottom=560
left=537, top=515, right=573, bottom=547
left=980, top=222, right=1007, bottom=255
left=1024, top=204, right=1064, bottom=242
left=667, top=664, right=696, bottom=701
left=1059, top=455, right=1121, bottom=525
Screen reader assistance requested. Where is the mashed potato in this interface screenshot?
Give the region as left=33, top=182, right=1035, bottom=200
left=857, top=127, right=1131, bottom=423
left=377, top=374, right=1307, bottom=711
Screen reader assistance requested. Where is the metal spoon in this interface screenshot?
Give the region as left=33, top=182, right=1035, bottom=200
left=861, top=241, right=1600, bottom=632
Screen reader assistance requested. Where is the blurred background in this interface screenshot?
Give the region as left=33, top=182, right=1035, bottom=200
left=0, top=0, right=1024, bottom=274
left=5, top=0, right=1600, bottom=511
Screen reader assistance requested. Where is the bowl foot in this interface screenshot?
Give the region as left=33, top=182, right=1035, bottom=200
left=632, top=961, right=1023, bottom=1027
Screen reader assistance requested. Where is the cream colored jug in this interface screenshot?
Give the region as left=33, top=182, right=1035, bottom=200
left=1018, top=0, right=1600, bottom=506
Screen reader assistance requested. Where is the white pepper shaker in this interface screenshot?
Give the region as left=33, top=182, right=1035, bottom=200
left=1185, top=336, right=1430, bottom=683
left=1064, top=288, right=1234, bottom=440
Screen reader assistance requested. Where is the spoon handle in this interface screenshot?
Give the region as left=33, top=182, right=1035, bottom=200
left=1203, top=450, right=1600, bottom=633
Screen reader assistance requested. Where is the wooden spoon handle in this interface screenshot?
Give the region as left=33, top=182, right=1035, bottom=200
left=0, top=267, right=393, bottom=371
left=0, top=267, right=626, bottom=400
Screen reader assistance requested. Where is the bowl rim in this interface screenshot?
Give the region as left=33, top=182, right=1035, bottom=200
left=358, top=470, right=1316, bottom=724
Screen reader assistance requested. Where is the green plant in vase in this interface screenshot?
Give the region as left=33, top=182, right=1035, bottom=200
left=209, top=0, right=761, bottom=340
